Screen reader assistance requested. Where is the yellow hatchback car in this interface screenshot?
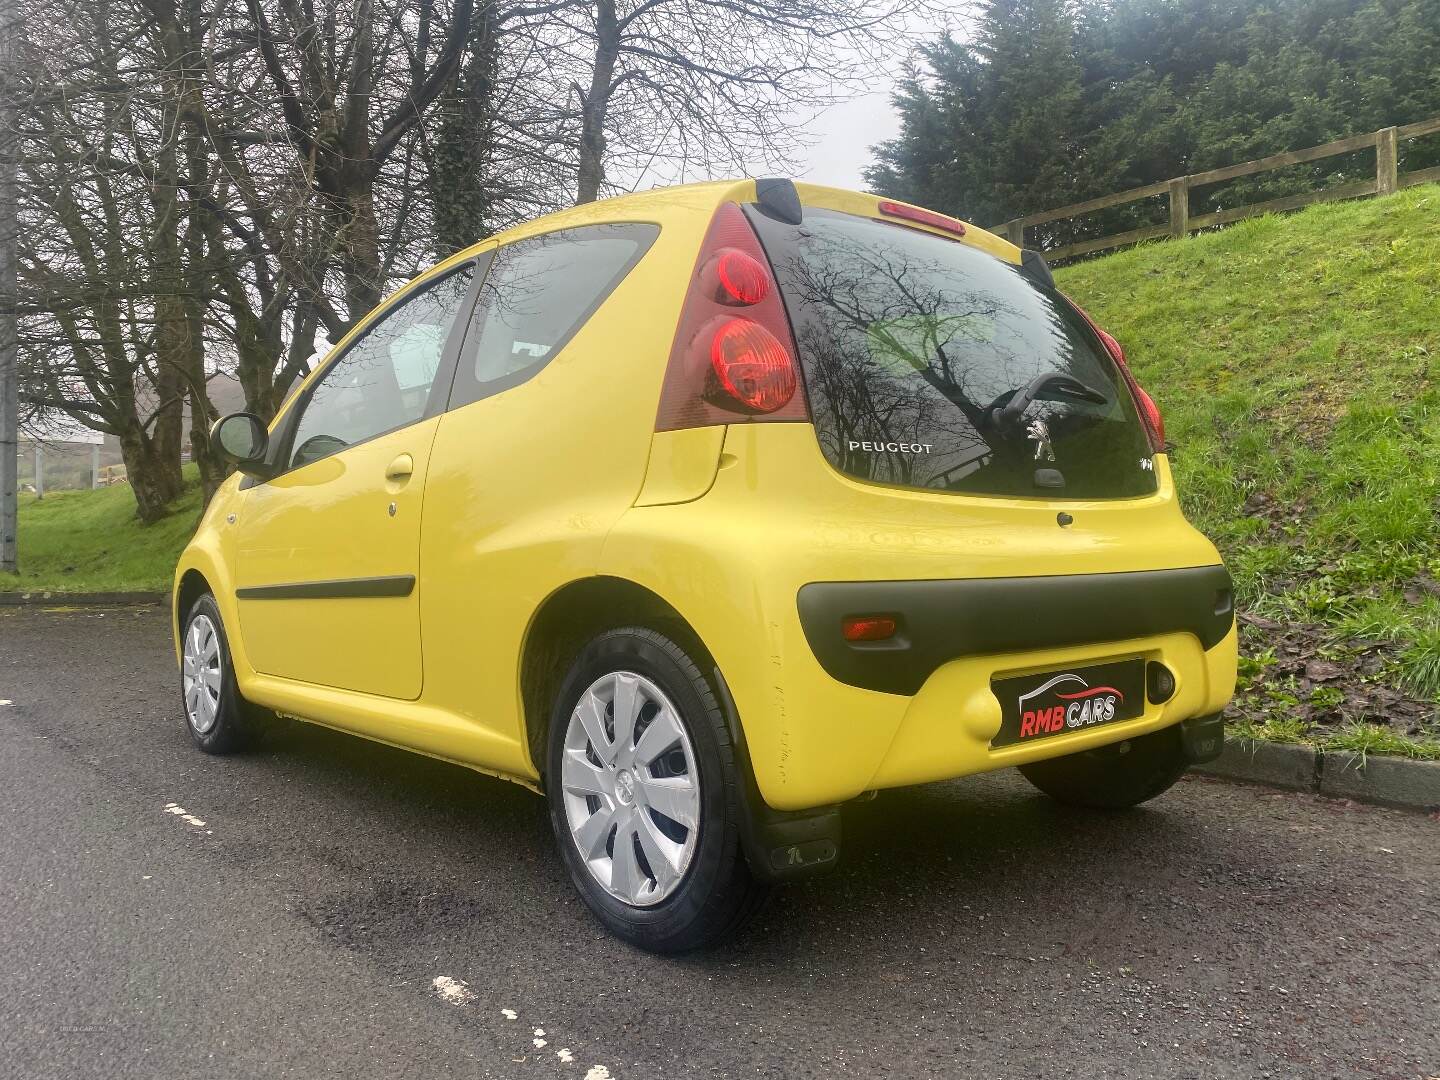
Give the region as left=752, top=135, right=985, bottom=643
left=176, top=178, right=1236, bottom=952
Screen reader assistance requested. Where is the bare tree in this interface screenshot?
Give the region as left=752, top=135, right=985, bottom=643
left=518, top=0, right=930, bottom=204
left=15, top=0, right=200, bottom=519
left=240, top=0, right=476, bottom=319
left=12, top=0, right=934, bottom=526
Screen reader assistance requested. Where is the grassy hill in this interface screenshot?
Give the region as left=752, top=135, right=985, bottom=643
left=3, top=469, right=202, bottom=595
left=1057, top=184, right=1440, bottom=757
left=6, top=187, right=1438, bottom=755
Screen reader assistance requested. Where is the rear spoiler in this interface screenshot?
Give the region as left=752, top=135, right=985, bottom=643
left=1020, top=248, right=1055, bottom=289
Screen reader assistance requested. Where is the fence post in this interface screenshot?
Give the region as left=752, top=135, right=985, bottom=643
left=1168, top=178, right=1190, bottom=238
left=91, top=443, right=100, bottom=488
left=1376, top=126, right=1399, bottom=196
left=34, top=442, right=42, bottom=500
left=1004, top=220, right=1024, bottom=248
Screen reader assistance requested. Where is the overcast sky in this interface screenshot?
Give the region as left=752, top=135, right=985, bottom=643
left=788, top=89, right=902, bottom=192
left=743, top=7, right=970, bottom=195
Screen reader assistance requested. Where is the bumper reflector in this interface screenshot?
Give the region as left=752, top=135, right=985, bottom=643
left=842, top=615, right=897, bottom=642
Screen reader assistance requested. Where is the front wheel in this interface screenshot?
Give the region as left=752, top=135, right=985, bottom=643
left=179, top=593, right=263, bottom=754
left=545, top=627, right=768, bottom=953
left=1018, top=724, right=1189, bottom=809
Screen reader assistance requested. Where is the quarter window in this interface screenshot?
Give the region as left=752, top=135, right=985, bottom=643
left=289, top=267, right=474, bottom=469
left=450, top=223, right=658, bottom=407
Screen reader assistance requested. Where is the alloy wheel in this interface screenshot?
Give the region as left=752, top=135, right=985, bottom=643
left=182, top=614, right=223, bottom=735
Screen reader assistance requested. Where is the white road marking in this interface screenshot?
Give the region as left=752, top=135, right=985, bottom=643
left=431, top=975, right=475, bottom=1005
left=584, top=1066, right=612, bottom=1080
left=534, top=1028, right=546, bottom=1037
left=501, top=1007, right=517, bottom=1020
left=533, top=1038, right=548, bottom=1049
left=164, top=802, right=207, bottom=828
left=0, top=699, right=13, bottom=706
left=556, top=1048, right=574, bottom=1064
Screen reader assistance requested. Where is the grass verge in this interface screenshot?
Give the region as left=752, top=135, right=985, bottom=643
left=1057, top=183, right=1440, bottom=754
left=2, top=468, right=201, bottom=594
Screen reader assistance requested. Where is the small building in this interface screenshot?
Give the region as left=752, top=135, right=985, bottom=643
left=18, top=432, right=123, bottom=494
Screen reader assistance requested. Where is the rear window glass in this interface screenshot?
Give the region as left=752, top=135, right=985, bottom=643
left=746, top=207, right=1158, bottom=500
left=450, top=223, right=658, bottom=407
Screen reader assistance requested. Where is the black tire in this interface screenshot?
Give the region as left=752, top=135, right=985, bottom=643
left=1018, top=724, right=1189, bottom=809
left=545, top=627, right=769, bottom=953
left=179, top=593, right=264, bottom=754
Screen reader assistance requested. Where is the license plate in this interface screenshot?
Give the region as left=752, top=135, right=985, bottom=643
left=991, top=658, right=1146, bottom=748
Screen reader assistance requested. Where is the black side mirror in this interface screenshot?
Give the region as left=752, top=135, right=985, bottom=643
left=212, top=412, right=271, bottom=477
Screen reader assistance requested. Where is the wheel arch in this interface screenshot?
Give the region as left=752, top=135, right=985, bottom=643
left=176, top=568, right=212, bottom=629
left=519, top=575, right=726, bottom=783
left=172, top=548, right=246, bottom=676
left=173, top=566, right=215, bottom=666
left=520, top=573, right=841, bottom=883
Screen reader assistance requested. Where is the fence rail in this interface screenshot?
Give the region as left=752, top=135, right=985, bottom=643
left=994, top=116, right=1440, bottom=261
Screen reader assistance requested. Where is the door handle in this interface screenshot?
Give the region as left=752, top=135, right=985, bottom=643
left=385, top=454, right=414, bottom=482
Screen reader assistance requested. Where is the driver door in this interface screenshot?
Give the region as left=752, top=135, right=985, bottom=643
left=234, top=264, right=478, bottom=700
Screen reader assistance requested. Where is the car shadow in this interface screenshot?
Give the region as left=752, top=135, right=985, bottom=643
left=247, top=714, right=1219, bottom=970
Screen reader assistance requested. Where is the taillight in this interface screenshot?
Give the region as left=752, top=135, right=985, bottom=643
left=707, top=317, right=795, bottom=411
left=1065, top=298, right=1166, bottom=453
left=1132, top=385, right=1165, bottom=448
left=655, top=203, right=808, bottom=431
left=712, top=249, right=770, bottom=305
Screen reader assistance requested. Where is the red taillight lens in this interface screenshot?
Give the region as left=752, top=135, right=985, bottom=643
left=713, top=248, right=771, bottom=305
left=878, top=200, right=967, bottom=237
left=1133, top=385, right=1164, bottom=447
left=1064, top=297, right=1166, bottom=453
left=842, top=615, right=897, bottom=642
left=707, top=317, right=796, bottom=412
left=655, top=201, right=808, bottom=431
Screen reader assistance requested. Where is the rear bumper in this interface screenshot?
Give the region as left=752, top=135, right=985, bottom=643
left=797, top=565, right=1234, bottom=696
left=863, top=624, right=1237, bottom=793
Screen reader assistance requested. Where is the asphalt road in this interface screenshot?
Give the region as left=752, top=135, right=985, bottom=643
left=2, top=607, right=1437, bottom=1080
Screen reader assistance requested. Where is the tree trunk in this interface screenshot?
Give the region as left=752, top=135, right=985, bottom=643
left=576, top=0, right=619, bottom=205
left=118, top=423, right=184, bottom=523
left=335, top=184, right=384, bottom=321
left=430, top=0, right=499, bottom=254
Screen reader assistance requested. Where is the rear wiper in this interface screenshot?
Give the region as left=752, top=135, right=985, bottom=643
left=986, top=370, right=1108, bottom=430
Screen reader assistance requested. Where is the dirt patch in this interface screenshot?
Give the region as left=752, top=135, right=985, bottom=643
left=1231, top=613, right=1437, bottom=736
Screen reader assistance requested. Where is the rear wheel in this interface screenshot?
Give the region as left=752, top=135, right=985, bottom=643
left=1018, top=724, right=1189, bottom=809
left=545, top=627, right=768, bottom=953
left=180, top=593, right=263, bottom=754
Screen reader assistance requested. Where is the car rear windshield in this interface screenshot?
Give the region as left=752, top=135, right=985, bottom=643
left=745, top=207, right=1159, bottom=500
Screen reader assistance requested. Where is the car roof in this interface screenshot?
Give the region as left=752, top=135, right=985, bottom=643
left=270, top=179, right=1019, bottom=430
left=430, top=178, right=1015, bottom=278
left=459, top=180, right=745, bottom=256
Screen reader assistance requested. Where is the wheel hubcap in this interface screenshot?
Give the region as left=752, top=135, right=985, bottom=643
left=182, top=614, right=223, bottom=735
left=560, top=671, right=701, bottom=907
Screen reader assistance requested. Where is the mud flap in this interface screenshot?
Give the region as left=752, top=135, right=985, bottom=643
left=1180, top=712, right=1225, bottom=764
left=711, top=665, right=842, bottom=883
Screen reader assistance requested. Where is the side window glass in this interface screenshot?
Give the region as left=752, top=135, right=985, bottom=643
left=290, top=266, right=474, bottom=469
left=451, top=223, right=658, bottom=407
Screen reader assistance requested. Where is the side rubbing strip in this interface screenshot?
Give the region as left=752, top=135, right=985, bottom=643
left=235, top=575, right=416, bottom=600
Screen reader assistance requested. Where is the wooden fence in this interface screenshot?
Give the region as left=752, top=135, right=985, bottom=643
left=994, top=116, right=1440, bottom=261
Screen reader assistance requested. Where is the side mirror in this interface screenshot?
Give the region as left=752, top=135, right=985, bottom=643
left=212, top=412, right=271, bottom=477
